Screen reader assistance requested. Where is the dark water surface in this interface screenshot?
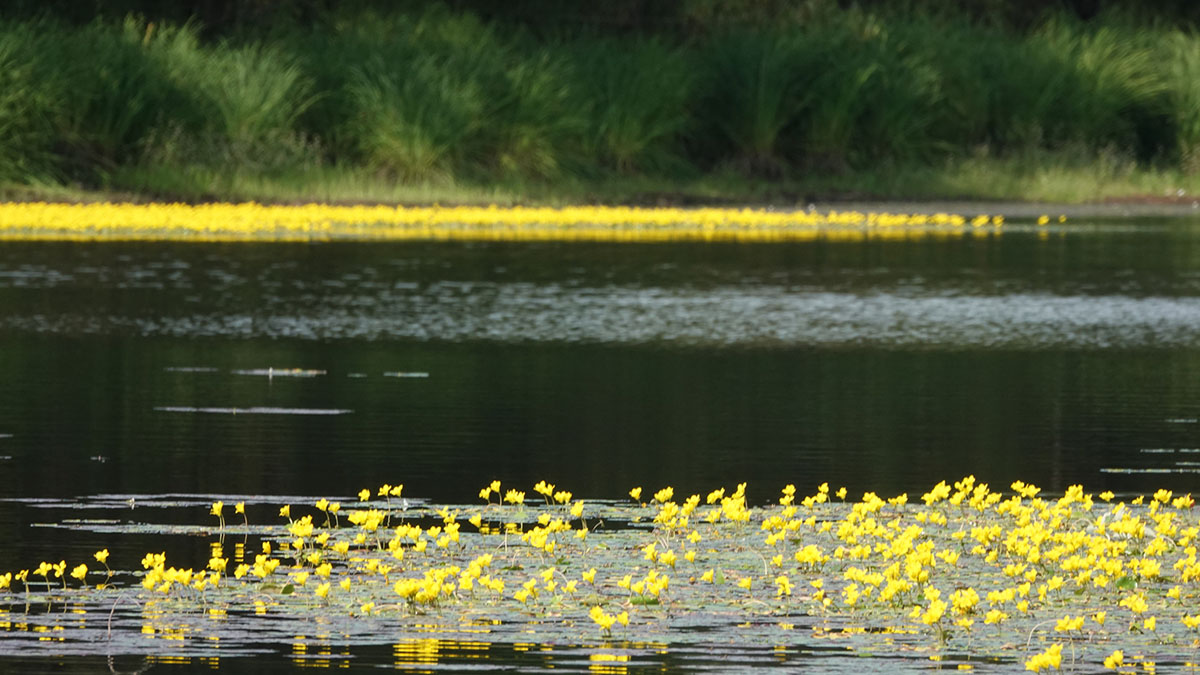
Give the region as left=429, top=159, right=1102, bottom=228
left=3, top=220, right=1200, bottom=670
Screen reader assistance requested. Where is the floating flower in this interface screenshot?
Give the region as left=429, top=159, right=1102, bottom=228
left=1024, top=644, right=1062, bottom=672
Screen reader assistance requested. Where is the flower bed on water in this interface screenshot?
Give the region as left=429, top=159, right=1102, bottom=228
left=0, top=477, right=1194, bottom=671
left=0, top=202, right=1032, bottom=242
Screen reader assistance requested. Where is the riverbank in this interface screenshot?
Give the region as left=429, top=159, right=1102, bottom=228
left=4, top=7, right=1200, bottom=206
left=7, top=154, right=1200, bottom=210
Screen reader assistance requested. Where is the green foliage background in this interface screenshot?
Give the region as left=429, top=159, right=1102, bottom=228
left=4, top=0, right=1200, bottom=200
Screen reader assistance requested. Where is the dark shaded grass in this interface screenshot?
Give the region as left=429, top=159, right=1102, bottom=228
left=1, top=8, right=1199, bottom=201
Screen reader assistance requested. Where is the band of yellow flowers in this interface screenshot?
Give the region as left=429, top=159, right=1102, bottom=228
left=0, top=477, right=1193, bottom=672
left=0, top=202, right=1051, bottom=242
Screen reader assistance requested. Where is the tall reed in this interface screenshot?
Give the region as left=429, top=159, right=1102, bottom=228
left=0, top=23, right=57, bottom=182
left=567, top=39, right=695, bottom=174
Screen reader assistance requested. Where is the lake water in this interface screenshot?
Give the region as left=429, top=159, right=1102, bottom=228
left=2, top=217, right=1200, bottom=670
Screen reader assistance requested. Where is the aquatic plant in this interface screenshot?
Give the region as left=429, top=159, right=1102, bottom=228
left=0, top=202, right=1027, bottom=243
left=1, top=477, right=1198, bottom=671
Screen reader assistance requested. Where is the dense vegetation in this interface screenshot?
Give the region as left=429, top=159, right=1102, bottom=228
left=5, top=1, right=1200, bottom=203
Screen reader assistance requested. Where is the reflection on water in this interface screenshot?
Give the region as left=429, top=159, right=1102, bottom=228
left=1, top=224, right=1200, bottom=348
left=7, top=285, right=1200, bottom=348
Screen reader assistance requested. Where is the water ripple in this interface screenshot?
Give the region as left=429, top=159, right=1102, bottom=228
left=4, top=285, right=1200, bottom=348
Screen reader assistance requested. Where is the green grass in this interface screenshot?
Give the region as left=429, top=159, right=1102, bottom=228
left=5, top=7, right=1200, bottom=205
left=62, top=151, right=1200, bottom=207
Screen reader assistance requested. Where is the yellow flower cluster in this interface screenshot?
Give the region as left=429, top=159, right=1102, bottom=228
left=1, top=476, right=1196, bottom=671
left=0, top=202, right=1028, bottom=242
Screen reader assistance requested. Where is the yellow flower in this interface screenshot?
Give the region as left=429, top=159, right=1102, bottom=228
left=314, top=582, right=331, bottom=599
left=1054, top=615, right=1084, bottom=632
left=279, top=504, right=291, bottom=518
left=737, top=577, right=752, bottom=590
left=70, top=564, right=88, bottom=582
left=1120, top=593, right=1149, bottom=614
left=984, top=609, right=1008, bottom=625
left=94, top=549, right=110, bottom=564
left=1024, top=644, right=1062, bottom=672
left=629, top=487, right=643, bottom=501
left=774, top=575, right=793, bottom=597
left=921, top=599, right=947, bottom=625
left=235, top=501, right=245, bottom=514
left=836, top=487, right=848, bottom=500
left=357, top=489, right=370, bottom=502
left=582, top=568, right=597, bottom=584
left=210, top=501, right=223, bottom=517
left=951, top=588, right=980, bottom=615
left=1103, top=650, right=1124, bottom=669
left=1144, top=616, right=1156, bottom=631
left=589, top=606, right=616, bottom=631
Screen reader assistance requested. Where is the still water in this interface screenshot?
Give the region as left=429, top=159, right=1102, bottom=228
left=2, top=219, right=1200, bottom=670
